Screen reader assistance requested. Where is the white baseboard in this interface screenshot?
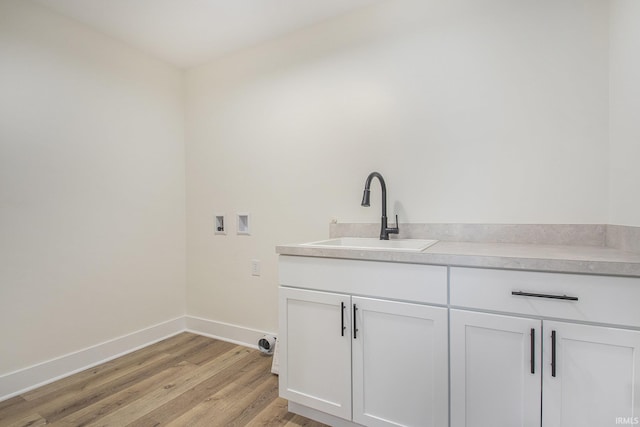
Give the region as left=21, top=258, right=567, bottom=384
left=0, top=315, right=276, bottom=403
left=0, top=317, right=185, bottom=402
left=185, top=315, right=276, bottom=350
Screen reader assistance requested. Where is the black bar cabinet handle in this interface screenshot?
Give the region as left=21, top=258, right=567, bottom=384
left=340, top=302, right=346, bottom=337
left=353, top=304, right=358, bottom=339
left=530, top=328, right=535, bottom=374
left=551, top=330, right=557, bottom=377
left=512, top=291, right=578, bottom=301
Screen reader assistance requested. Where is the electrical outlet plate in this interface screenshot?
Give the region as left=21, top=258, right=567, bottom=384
left=251, top=259, right=261, bottom=276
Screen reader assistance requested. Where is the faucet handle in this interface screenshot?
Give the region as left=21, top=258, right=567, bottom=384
left=391, top=215, right=400, bottom=234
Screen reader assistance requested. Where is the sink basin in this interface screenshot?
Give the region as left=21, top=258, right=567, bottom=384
left=301, top=237, right=438, bottom=252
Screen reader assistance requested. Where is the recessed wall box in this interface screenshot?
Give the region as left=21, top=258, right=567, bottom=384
left=214, top=214, right=226, bottom=235
left=237, top=213, right=250, bottom=235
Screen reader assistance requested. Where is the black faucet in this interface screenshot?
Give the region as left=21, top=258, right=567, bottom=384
left=361, top=172, right=400, bottom=240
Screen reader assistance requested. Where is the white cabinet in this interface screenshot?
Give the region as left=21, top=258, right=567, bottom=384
left=450, top=309, right=542, bottom=427
left=450, top=267, right=640, bottom=427
left=279, top=256, right=640, bottom=427
left=352, top=296, right=448, bottom=427
left=278, top=256, right=449, bottom=427
left=279, top=287, right=352, bottom=420
left=542, top=321, right=640, bottom=427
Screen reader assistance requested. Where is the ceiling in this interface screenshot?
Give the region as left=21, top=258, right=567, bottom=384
left=33, top=0, right=380, bottom=68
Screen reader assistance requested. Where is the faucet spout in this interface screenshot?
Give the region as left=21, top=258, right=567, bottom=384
left=361, top=172, right=399, bottom=240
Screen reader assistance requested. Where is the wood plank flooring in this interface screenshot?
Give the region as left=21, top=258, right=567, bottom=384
left=0, top=333, right=328, bottom=427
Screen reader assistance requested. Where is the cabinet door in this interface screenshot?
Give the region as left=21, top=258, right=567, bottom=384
left=542, top=321, right=640, bottom=427
left=450, top=309, right=542, bottom=427
left=279, top=287, right=352, bottom=420
left=352, top=296, right=448, bottom=427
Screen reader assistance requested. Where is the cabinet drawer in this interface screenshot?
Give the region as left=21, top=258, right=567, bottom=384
left=279, top=256, right=447, bottom=305
left=450, top=267, right=640, bottom=327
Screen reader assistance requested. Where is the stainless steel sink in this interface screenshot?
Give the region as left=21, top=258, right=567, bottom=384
left=301, top=237, right=438, bottom=252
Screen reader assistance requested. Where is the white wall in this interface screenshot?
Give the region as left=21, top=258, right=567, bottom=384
left=609, top=0, right=640, bottom=227
left=185, top=0, right=610, bottom=334
left=0, top=0, right=186, bottom=374
left=0, top=0, right=628, bottom=379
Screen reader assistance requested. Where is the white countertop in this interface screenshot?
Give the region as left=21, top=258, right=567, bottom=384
left=276, top=240, right=640, bottom=277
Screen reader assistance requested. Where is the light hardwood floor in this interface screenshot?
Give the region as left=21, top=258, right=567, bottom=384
left=0, top=333, right=327, bottom=427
